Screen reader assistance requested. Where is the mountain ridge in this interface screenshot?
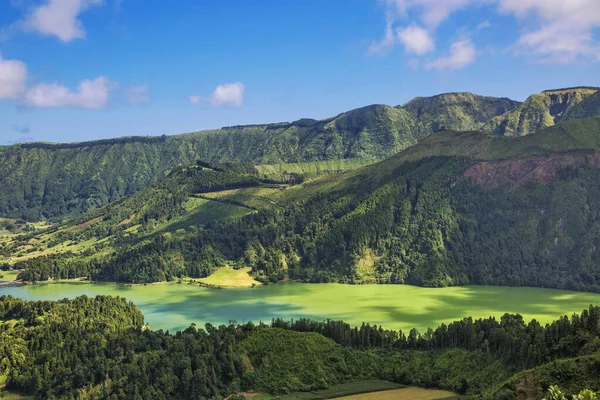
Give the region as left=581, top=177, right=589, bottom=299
left=1, top=87, right=598, bottom=221
left=483, top=87, right=599, bottom=136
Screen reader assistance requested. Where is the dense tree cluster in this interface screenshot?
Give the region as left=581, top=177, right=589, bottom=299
left=15, top=151, right=600, bottom=294
left=272, top=304, right=600, bottom=372
left=0, top=295, right=251, bottom=399
left=3, top=296, right=600, bottom=399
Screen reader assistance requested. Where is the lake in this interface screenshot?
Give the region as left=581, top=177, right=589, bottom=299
left=1, top=282, right=599, bottom=333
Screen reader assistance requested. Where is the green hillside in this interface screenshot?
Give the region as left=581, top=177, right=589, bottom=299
left=483, top=87, right=599, bottom=136
left=493, top=353, right=600, bottom=400
left=8, top=117, right=600, bottom=292
left=564, top=90, right=600, bottom=121
left=400, top=92, right=519, bottom=133
left=3, top=296, right=600, bottom=399
left=0, top=161, right=296, bottom=273
left=0, top=93, right=519, bottom=221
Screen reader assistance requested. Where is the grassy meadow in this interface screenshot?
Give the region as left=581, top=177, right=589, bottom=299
left=0, top=269, right=21, bottom=282
left=334, top=387, right=461, bottom=400
left=198, top=266, right=261, bottom=288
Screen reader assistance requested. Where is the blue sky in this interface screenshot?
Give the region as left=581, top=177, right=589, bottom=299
left=0, top=0, right=599, bottom=144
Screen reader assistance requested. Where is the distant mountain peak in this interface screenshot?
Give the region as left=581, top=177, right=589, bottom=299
left=483, top=87, right=600, bottom=136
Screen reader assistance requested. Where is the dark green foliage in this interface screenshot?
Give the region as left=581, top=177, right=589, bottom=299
left=493, top=355, right=600, bottom=400
left=15, top=117, right=600, bottom=290
left=5, top=297, right=600, bottom=399
left=0, top=295, right=251, bottom=399
left=564, top=91, right=600, bottom=121
left=0, top=93, right=519, bottom=221
left=238, top=328, right=507, bottom=396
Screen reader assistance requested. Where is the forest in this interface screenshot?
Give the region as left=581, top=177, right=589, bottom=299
left=8, top=117, right=600, bottom=293
left=2, top=295, right=600, bottom=399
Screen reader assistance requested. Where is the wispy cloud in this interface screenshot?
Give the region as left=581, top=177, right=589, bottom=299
left=24, top=76, right=113, bottom=109
left=126, top=85, right=150, bottom=105
left=425, top=39, right=476, bottom=70
left=189, top=82, right=246, bottom=108
left=476, top=20, right=491, bottom=31
left=0, top=53, right=28, bottom=99
left=499, top=0, right=600, bottom=63
left=371, top=0, right=600, bottom=64
left=13, top=124, right=30, bottom=134
left=385, top=0, right=477, bottom=28
left=3, top=0, right=103, bottom=42
left=188, top=95, right=201, bottom=104
left=4, top=132, right=35, bottom=146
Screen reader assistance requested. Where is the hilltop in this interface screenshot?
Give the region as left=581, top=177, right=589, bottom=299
left=483, top=87, right=599, bottom=136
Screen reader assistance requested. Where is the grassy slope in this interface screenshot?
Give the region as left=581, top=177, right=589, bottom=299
left=255, top=159, right=375, bottom=180
left=334, top=387, right=461, bottom=400
left=7, top=117, right=600, bottom=289
left=262, top=381, right=407, bottom=399
left=197, top=266, right=261, bottom=288
left=0, top=164, right=288, bottom=264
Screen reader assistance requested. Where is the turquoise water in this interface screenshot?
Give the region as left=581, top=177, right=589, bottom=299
left=1, top=282, right=599, bottom=333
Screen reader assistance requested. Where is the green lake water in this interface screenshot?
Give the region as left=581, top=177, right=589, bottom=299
left=1, top=282, right=599, bottom=333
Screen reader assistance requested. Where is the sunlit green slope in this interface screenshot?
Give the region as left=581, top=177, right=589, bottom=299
left=483, top=87, right=599, bottom=136
left=8, top=117, right=600, bottom=292
left=0, top=93, right=519, bottom=220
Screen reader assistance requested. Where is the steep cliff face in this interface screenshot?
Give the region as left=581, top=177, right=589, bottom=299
left=563, top=90, right=600, bottom=121
left=484, top=87, right=599, bottom=136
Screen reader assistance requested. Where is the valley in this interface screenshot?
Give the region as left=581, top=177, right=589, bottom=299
left=2, top=87, right=600, bottom=399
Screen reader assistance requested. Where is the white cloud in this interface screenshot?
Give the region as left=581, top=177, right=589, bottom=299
left=407, top=58, right=420, bottom=70
left=370, top=0, right=475, bottom=56
left=385, top=0, right=479, bottom=28
left=24, top=76, right=111, bottom=109
left=398, top=25, right=435, bottom=54
left=188, top=95, right=201, bottom=104
left=210, top=82, right=245, bottom=107
left=374, top=0, right=600, bottom=64
left=190, top=82, right=246, bottom=108
left=22, top=0, right=102, bottom=42
left=369, top=18, right=434, bottom=55
left=0, top=54, right=28, bottom=99
left=476, top=20, right=491, bottom=31
left=425, top=40, right=476, bottom=70
left=368, top=15, right=397, bottom=55
left=497, top=0, right=600, bottom=63
left=126, top=85, right=150, bottom=105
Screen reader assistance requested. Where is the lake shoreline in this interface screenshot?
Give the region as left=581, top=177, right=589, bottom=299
left=2, top=281, right=600, bottom=334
